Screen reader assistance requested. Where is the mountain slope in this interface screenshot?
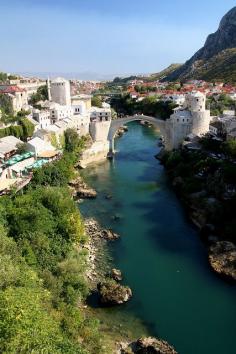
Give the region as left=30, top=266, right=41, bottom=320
left=148, top=64, right=182, bottom=81
left=164, top=6, right=236, bottom=83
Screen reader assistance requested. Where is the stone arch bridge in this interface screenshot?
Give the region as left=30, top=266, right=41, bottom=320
left=108, top=115, right=167, bottom=153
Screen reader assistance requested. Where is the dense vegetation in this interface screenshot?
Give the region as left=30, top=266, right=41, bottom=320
left=29, top=85, right=49, bottom=106
left=162, top=136, right=236, bottom=243
left=207, top=93, right=236, bottom=116
left=0, top=71, right=8, bottom=83
left=91, top=95, right=103, bottom=108
left=0, top=93, right=14, bottom=116
left=0, top=130, right=108, bottom=353
left=110, top=94, right=177, bottom=119
left=0, top=116, right=35, bottom=141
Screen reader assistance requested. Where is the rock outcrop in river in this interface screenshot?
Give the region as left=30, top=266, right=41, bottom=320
left=111, top=268, right=122, bottom=281
left=97, top=278, right=132, bottom=305
left=209, top=241, right=236, bottom=281
left=121, top=337, right=178, bottom=354
left=69, top=176, right=97, bottom=199
left=102, top=229, right=120, bottom=240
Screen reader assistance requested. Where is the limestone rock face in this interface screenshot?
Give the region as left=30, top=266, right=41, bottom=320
left=76, top=187, right=97, bottom=199
left=165, top=6, right=236, bottom=81
left=209, top=241, right=236, bottom=281
left=121, top=337, right=178, bottom=354
left=69, top=176, right=97, bottom=199
left=111, top=268, right=122, bottom=281
left=102, top=229, right=120, bottom=240
left=97, top=279, right=132, bottom=305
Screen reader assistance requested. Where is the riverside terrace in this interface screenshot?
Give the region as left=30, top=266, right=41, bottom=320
left=0, top=135, right=60, bottom=195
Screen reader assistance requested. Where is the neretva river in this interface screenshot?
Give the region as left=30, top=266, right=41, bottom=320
left=80, top=122, right=236, bottom=354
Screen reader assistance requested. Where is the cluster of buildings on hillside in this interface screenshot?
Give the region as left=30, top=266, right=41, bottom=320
left=127, top=79, right=236, bottom=106
left=0, top=76, right=112, bottom=194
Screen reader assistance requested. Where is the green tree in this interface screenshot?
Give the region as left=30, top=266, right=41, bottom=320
left=0, top=93, right=14, bottom=115
left=64, top=128, right=84, bottom=153
left=91, top=95, right=103, bottom=108
left=0, top=72, right=7, bottom=82
left=19, top=118, right=35, bottom=140
left=16, top=142, right=28, bottom=154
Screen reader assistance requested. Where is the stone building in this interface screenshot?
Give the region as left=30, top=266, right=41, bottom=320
left=165, top=91, right=211, bottom=149
left=32, top=109, right=51, bottom=130
left=49, top=77, right=71, bottom=106
left=0, top=85, right=28, bottom=113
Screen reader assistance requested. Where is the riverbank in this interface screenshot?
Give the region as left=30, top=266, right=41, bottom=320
left=157, top=144, right=236, bottom=282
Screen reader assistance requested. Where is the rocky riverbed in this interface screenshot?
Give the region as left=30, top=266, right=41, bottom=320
left=69, top=175, right=97, bottom=199
left=120, top=337, right=178, bottom=354
left=83, top=218, right=112, bottom=286
left=208, top=241, right=236, bottom=281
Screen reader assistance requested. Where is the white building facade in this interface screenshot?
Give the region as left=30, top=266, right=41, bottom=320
left=33, top=109, right=51, bottom=130
left=165, top=91, right=211, bottom=150
left=49, top=77, right=71, bottom=106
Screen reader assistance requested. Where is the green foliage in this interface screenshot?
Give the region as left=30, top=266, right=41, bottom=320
left=207, top=94, right=236, bottom=116
left=223, top=139, right=236, bottom=158
left=200, top=135, right=222, bottom=152
left=0, top=72, right=7, bottom=82
left=163, top=145, right=236, bottom=242
left=0, top=124, right=23, bottom=139
left=0, top=118, right=34, bottom=140
left=0, top=93, right=14, bottom=115
left=134, top=85, right=157, bottom=93
left=19, top=118, right=35, bottom=140
left=50, top=132, right=60, bottom=148
left=16, top=142, right=28, bottom=154
left=17, top=109, right=31, bottom=118
left=0, top=183, right=104, bottom=353
left=7, top=74, right=19, bottom=80
left=65, top=128, right=85, bottom=153
left=110, top=94, right=177, bottom=119
left=30, top=85, right=48, bottom=105
left=91, top=95, right=103, bottom=108
left=31, top=153, right=76, bottom=187
left=0, top=232, right=81, bottom=353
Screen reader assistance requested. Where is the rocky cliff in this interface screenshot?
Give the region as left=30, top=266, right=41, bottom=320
left=164, top=7, right=236, bottom=82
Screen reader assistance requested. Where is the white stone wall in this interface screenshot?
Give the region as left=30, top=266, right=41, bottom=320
left=90, top=107, right=111, bottom=121
left=191, top=111, right=211, bottom=136
left=185, top=92, right=206, bottom=112
left=165, top=112, right=192, bottom=150
left=11, top=91, right=28, bottom=113
left=50, top=105, right=73, bottom=122
left=33, top=110, right=51, bottom=129
left=72, top=102, right=87, bottom=115
left=50, top=78, right=71, bottom=106
left=89, top=120, right=111, bottom=142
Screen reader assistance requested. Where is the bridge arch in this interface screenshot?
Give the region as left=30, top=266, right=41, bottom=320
left=108, top=115, right=166, bottom=153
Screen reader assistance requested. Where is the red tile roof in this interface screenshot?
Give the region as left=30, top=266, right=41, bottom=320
left=0, top=85, right=25, bottom=94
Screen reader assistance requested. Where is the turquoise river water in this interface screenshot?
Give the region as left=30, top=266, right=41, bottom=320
left=80, top=122, right=236, bottom=354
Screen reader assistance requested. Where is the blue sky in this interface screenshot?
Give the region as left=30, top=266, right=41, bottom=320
left=0, top=0, right=235, bottom=78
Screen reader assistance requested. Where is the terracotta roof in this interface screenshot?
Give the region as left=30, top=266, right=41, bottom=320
left=0, top=85, right=25, bottom=94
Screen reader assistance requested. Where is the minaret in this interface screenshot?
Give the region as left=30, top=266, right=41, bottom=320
left=47, top=77, right=52, bottom=101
